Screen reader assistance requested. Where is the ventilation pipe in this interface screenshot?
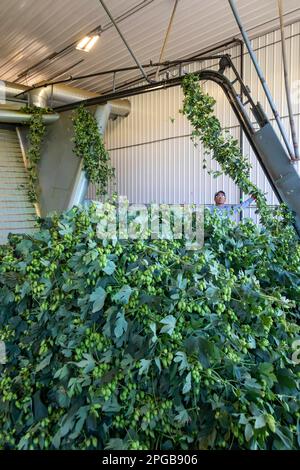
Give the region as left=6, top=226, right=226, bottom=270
left=29, top=84, right=98, bottom=108
left=1, top=80, right=130, bottom=118
left=1, top=80, right=97, bottom=106
left=0, top=109, right=59, bottom=124
left=1, top=80, right=130, bottom=209
left=26, top=84, right=130, bottom=208
left=26, top=85, right=130, bottom=208
left=1, top=81, right=28, bottom=101
left=0, top=80, right=59, bottom=123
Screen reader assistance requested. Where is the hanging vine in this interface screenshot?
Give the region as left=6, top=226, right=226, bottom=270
left=20, top=105, right=52, bottom=203
left=181, top=74, right=295, bottom=234
left=72, top=105, right=115, bottom=197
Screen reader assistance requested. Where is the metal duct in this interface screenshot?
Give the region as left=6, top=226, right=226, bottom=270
left=0, top=80, right=131, bottom=117
left=0, top=79, right=130, bottom=212
left=0, top=109, right=59, bottom=124
left=95, top=103, right=112, bottom=133
left=25, top=84, right=130, bottom=208
left=109, top=99, right=131, bottom=118
left=29, top=84, right=130, bottom=117
left=29, top=83, right=97, bottom=108
left=27, top=85, right=130, bottom=208
left=1, top=81, right=27, bottom=100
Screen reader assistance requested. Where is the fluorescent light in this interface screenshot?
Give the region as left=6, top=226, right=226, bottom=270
left=76, top=34, right=100, bottom=52
left=84, top=35, right=99, bottom=51
left=76, top=36, right=91, bottom=50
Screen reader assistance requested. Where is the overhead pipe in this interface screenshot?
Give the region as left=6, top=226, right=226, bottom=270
left=0, top=108, right=59, bottom=124
left=28, top=83, right=98, bottom=108
left=12, top=56, right=226, bottom=96
left=228, top=0, right=296, bottom=160
left=27, top=83, right=131, bottom=118
left=278, top=0, right=299, bottom=160
left=1, top=80, right=130, bottom=118
left=1, top=81, right=27, bottom=97
left=27, top=83, right=130, bottom=118
left=54, top=65, right=255, bottom=117
left=103, top=40, right=243, bottom=93
left=1, top=80, right=130, bottom=134
left=0, top=81, right=28, bottom=103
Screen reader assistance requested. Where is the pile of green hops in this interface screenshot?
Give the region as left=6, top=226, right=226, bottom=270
left=0, top=203, right=300, bottom=450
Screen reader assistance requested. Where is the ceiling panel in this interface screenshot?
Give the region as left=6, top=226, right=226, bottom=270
left=0, top=0, right=299, bottom=93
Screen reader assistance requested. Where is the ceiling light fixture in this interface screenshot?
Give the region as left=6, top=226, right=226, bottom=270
left=76, top=34, right=100, bottom=52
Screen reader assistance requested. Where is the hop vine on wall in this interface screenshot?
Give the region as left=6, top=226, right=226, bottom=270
left=72, top=105, right=115, bottom=197
left=20, top=104, right=114, bottom=204
left=20, top=106, right=52, bottom=204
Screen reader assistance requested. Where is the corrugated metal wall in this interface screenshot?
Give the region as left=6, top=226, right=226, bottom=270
left=87, top=21, right=300, bottom=220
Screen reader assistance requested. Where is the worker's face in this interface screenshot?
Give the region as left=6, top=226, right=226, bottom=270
left=215, top=193, right=226, bottom=205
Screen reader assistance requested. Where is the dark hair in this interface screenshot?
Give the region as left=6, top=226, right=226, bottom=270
left=214, top=190, right=226, bottom=198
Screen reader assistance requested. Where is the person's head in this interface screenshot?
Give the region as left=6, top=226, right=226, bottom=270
left=214, top=190, right=226, bottom=206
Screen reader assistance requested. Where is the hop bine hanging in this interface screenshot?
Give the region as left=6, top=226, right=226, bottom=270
left=180, top=73, right=296, bottom=236
left=72, top=105, right=114, bottom=197
left=20, top=105, right=52, bottom=203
